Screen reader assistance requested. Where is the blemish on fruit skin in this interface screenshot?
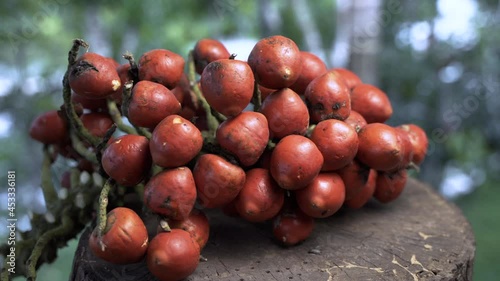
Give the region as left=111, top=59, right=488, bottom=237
left=111, top=80, right=121, bottom=91
left=173, top=117, right=182, bottom=124
left=115, top=139, right=122, bottom=144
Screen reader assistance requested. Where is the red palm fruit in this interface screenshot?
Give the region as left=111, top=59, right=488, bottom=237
left=344, top=168, right=377, bottom=209
left=310, top=119, right=359, bottom=171
left=398, top=124, right=428, bottom=165
left=295, top=172, right=345, bottom=218
left=374, top=169, right=408, bottom=203
left=393, top=128, right=414, bottom=171
left=138, top=49, right=185, bottom=89
left=234, top=168, right=285, bottom=222
left=144, top=167, right=197, bottom=220
left=168, top=208, right=210, bottom=249
left=80, top=112, right=113, bottom=138
left=290, top=51, right=327, bottom=95
left=128, top=81, right=181, bottom=129
left=248, top=35, right=302, bottom=89
left=356, top=123, right=404, bottom=172
left=102, top=135, right=151, bottom=186
left=194, top=154, right=246, bottom=209
left=200, top=59, right=254, bottom=117
left=305, top=71, right=351, bottom=122
left=107, top=57, right=120, bottom=68
left=71, top=92, right=108, bottom=112
left=150, top=115, right=203, bottom=168
left=273, top=208, right=314, bottom=246
left=147, top=229, right=200, bottom=281
left=331, top=68, right=362, bottom=90
left=270, top=135, right=324, bottom=190
left=89, top=207, right=148, bottom=264
left=337, top=160, right=375, bottom=201
left=193, top=38, right=231, bottom=74
left=29, top=110, right=68, bottom=144
left=258, top=84, right=275, bottom=101
left=170, top=73, right=190, bottom=105
left=260, top=88, right=309, bottom=139
left=344, top=110, right=368, bottom=133
left=116, top=63, right=132, bottom=86
left=351, top=84, right=393, bottom=123
left=216, top=111, right=269, bottom=166
left=69, top=52, right=122, bottom=99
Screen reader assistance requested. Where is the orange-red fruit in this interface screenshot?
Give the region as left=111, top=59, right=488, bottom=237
left=305, top=71, right=351, bottom=122
left=138, top=49, right=185, bottom=89
left=337, top=160, right=374, bottom=201
left=150, top=115, right=203, bottom=168
left=260, top=88, right=309, bottom=139
left=344, top=168, right=377, bottom=209
left=147, top=229, right=200, bottom=281
left=71, top=92, right=108, bottom=112
left=168, top=208, right=210, bottom=249
left=331, top=68, right=362, bottom=90
left=193, top=38, right=231, bottom=74
left=102, top=135, right=151, bottom=186
left=200, top=59, right=254, bottom=117
left=374, top=169, right=408, bottom=203
left=394, top=128, right=414, bottom=171
left=80, top=112, right=113, bottom=138
left=29, top=110, right=68, bottom=144
left=194, top=154, right=246, bottom=208
left=116, top=63, right=132, bottom=87
left=216, top=111, right=269, bottom=166
left=356, top=123, right=404, bottom=172
left=290, top=51, right=327, bottom=95
left=69, top=52, right=121, bottom=99
left=295, top=173, right=346, bottom=218
left=234, top=168, right=285, bottom=222
left=398, top=124, right=428, bottom=165
left=144, top=167, right=197, bottom=220
left=258, top=84, right=275, bottom=101
left=270, top=135, right=324, bottom=190
left=89, top=207, right=148, bottom=264
left=344, top=110, right=368, bottom=132
left=248, top=35, right=302, bottom=89
left=273, top=208, right=314, bottom=246
left=310, top=119, right=359, bottom=171
left=351, top=84, right=393, bottom=123
left=128, top=81, right=181, bottom=128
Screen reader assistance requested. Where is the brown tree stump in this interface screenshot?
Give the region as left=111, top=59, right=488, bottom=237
left=69, top=178, right=475, bottom=281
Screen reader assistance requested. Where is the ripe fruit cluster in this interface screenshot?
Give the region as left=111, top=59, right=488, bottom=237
left=29, top=36, right=428, bottom=281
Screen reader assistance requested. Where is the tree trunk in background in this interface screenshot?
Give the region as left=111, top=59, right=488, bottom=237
left=258, top=0, right=282, bottom=37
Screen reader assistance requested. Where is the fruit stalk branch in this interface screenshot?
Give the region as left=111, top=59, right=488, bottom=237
left=252, top=80, right=262, bottom=111
left=69, top=133, right=98, bottom=164
left=123, top=52, right=139, bottom=83
left=107, top=99, right=137, bottom=135
left=41, top=146, right=58, bottom=209
left=95, top=124, right=116, bottom=177
left=96, top=179, right=115, bottom=251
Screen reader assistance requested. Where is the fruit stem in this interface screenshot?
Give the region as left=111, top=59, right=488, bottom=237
left=96, top=178, right=115, bottom=251
left=69, top=133, right=98, bottom=164
left=252, top=80, right=262, bottom=112
left=159, top=218, right=171, bottom=232
left=266, top=139, right=276, bottom=150
left=106, top=99, right=138, bottom=135
left=95, top=124, right=117, bottom=177
left=41, top=146, right=58, bottom=210
left=123, top=51, right=139, bottom=83
left=26, top=208, right=73, bottom=281
left=187, top=50, right=220, bottom=135
left=62, top=39, right=102, bottom=148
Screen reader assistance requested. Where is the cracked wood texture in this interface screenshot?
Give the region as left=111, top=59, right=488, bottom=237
left=70, top=178, right=475, bottom=281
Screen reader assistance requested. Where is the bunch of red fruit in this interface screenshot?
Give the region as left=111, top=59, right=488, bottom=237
left=29, top=35, right=428, bottom=281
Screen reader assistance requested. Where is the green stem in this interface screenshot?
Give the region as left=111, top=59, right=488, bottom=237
left=107, top=99, right=137, bottom=135
left=134, top=126, right=152, bottom=139
left=252, top=80, right=262, bottom=112
left=69, top=133, right=98, bottom=164
left=70, top=168, right=81, bottom=190
left=96, top=179, right=114, bottom=251
left=26, top=209, right=74, bottom=281
left=41, top=147, right=58, bottom=209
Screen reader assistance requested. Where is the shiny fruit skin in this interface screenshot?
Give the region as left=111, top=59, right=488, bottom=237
left=398, top=124, right=428, bottom=165
left=331, top=68, right=362, bottom=90
left=235, top=168, right=285, bottom=222
left=168, top=208, right=210, bottom=249
left=147, top=229, right=200, bottom=281
left=273, top=208, right=314, bottom=246
left=270, top=135, right=324, bottom=190
left=193, top=38, right=231, bottom=74
left=394, top=128, right=414, bottom=171
left=102, top=135, right=151, bottom=186
left=150, top=115, right=203, bottom=168
left=216, top=111, right=269, bottom=166
left=295, top=173, right=346, bottom=218
left=290, top=51, right=327, bottom=95
left=374, top=169, right=408, bottom=203
left=344, top=110, right=368, bottom=133
left=138, top=49, right=185, bottom=89
left=337, top=160, right=374, bottom=201
left=89, top=207, right=148, bottom=264
left=305, top=71, right=351, bottom=122
left=69, top=52, right=121, bottom=99
left=344, top=168, right=377, bottom=209
left=80, top=112, right=113, bottom=138
left=356, top=123, right=404, bottom=172
left=260, top=88, right=309, bottom=139
left=194, top=154, right=246, bottom=208
left=128, top=80, right=181, bottom=128
left=351, top=84, right=393, bottom=123
left=144, top=167, right=197, bottom=220
left=200, top=59, right=254, bottom=117
left=310, top=119, right=359, bottom=171
left=248, top=35, right=302, bottom=89
left=29, top=110, right=68, bottom=144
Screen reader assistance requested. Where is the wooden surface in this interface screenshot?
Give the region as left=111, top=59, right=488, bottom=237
left=70, top=178, right=475, bottom=281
